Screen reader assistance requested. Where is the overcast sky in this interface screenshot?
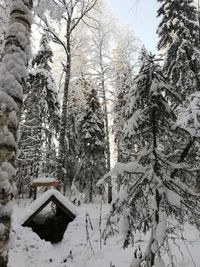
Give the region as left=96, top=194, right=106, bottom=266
left=107, top=0, right=160, bottom=53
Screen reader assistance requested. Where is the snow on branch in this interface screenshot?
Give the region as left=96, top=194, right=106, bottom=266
left=98, top=162, right=145, bottom=184
left=177, top=92, right=200, bottom=137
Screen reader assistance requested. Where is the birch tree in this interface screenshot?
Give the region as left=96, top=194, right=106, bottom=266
left=37, top=0, right=99, bottom=193
left=88, top=10, right=115, bottom=202
left=0, top=0, right=32, bottom=265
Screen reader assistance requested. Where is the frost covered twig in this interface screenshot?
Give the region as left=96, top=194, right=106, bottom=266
left=99, top=197, right=103, bottom=249
left=85, top=212, right=95, bottom=255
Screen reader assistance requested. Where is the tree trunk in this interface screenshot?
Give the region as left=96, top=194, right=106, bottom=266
left=0, top=0, right=32, bottom=265
left=101, top=70, right=112, bottom=203
left=57, top=29, right=71, bottom=193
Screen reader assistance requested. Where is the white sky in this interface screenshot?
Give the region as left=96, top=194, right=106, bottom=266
left=107, top=0, right=160, bottom=53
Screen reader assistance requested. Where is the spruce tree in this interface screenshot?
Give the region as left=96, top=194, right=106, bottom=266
left=112, top=32, right=139, bottom=191
left=103, top=53, right=200, bottom=266
left=157, top=0, right=200, bottom=102
left=62, top=80, right=85, bottom=194
left=78, top=80, right=106, bottom=202
left=157, top=0, right=200, bottom=190
left=17, top=34, right=60, bottom=194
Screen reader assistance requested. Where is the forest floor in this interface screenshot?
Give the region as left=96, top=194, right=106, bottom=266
left=8, top=199, right=200, bottom=267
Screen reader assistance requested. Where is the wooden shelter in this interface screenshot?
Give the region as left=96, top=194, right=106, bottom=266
left=32, top=178, right=59, bottom=199
left=22, top=190, right=77, bottom=243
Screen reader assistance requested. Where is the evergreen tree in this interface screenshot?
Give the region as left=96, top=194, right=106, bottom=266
left=17, top=34, right=60, bottom=194
left=112, top=31, right=140, bottom=191
left=157, top=0, right=200, bottom=102
left=62, top=78, right=86, bottom=194
left=157, top=0, right=200, bottom=190
left=177, top=92, right=200, bottom=192
left=103, top=53, right=200, bottom=266
left=112, top=43, right=135, bottom=163
left=78, top=80, right=106, bottom=202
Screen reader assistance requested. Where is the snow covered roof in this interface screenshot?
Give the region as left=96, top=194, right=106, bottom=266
left=21, top=189, right=77, bottom=225
left=32, top=178, right=59, bottom=187
left=32, top=178, right=58, bottom=184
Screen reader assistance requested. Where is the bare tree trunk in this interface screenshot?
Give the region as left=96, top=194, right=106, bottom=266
left=57, top=29, right=71, bottom=193
left=0, top=0, right=32, bottom=265
left=101, top=71, right=112, bottom=203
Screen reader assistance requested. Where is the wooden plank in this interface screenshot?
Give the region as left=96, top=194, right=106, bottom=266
left=32, top=181, right=59, bottom=188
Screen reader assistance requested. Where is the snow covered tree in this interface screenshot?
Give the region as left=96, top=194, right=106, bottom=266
left=157, top=0, right=200, bottom=191
left=103, top=53, right=200, bottom=267
left=61, top=77, right=87, bottom=194
left=78, top=80, right=106, bottom=202
left=36, top=0, right=99, bottom=193
left=17, top=34, right=60, bottom=195
left=177, top=92, right=200, bottom=192
left=157, top=0, right=200, bottom=103
left=0, top=0, right=32, bottom=265
left=88, top=10, right=114, bottom=202
left=0, top=0, right=11, bottom=60
left=111, top=30, right=140, bottom=193
left=112, top=29, right=140, bottom=163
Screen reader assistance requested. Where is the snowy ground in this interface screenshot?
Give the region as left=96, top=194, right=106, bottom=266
left=8, top=200, right=200, bottom=267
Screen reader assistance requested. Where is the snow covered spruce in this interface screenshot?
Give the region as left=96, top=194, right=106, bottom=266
left=17, top=34, right=60, bottom=195
left=0, top=0, right=32, bottom=265
left=157, top=0, right=200, bottom=103
left=101, top=52, right=200, bottom=267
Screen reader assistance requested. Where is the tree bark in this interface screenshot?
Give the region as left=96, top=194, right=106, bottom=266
left=100, top=66, right=112, bottom=203
left=57, top=28, right=71, bottom=193
left=0, top=0, right=32, bottom=265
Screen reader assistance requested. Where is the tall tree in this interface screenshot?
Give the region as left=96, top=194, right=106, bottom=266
left=0, top=0, right=32, bottom=265
left=17, top=34, right=60, bottom=195
left=112, top=29, right=140, bottom=192
left=78, top=79, right=106, bottom=202
left=103, top=53, right=200, bottom=267
left=157, top=0, right=200, bottom=190
left=0, top=0, right=11, bottom=60
left=62, top=77, right=87, bottom=194
left=37, top=0, right=99, bottom=193
left=157, top=0, right=200, bottom=103
left=112, top=29, right=140, bottom=163
left=88, top=11, right=113, bottom=202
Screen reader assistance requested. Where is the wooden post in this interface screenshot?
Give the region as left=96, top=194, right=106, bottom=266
left=33, top=188, right=37, bottom=200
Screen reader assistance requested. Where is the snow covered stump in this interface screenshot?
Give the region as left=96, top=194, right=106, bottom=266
left=0, top=0, right=32, bottom=265
left=21, top=190, right=77, bottom=244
